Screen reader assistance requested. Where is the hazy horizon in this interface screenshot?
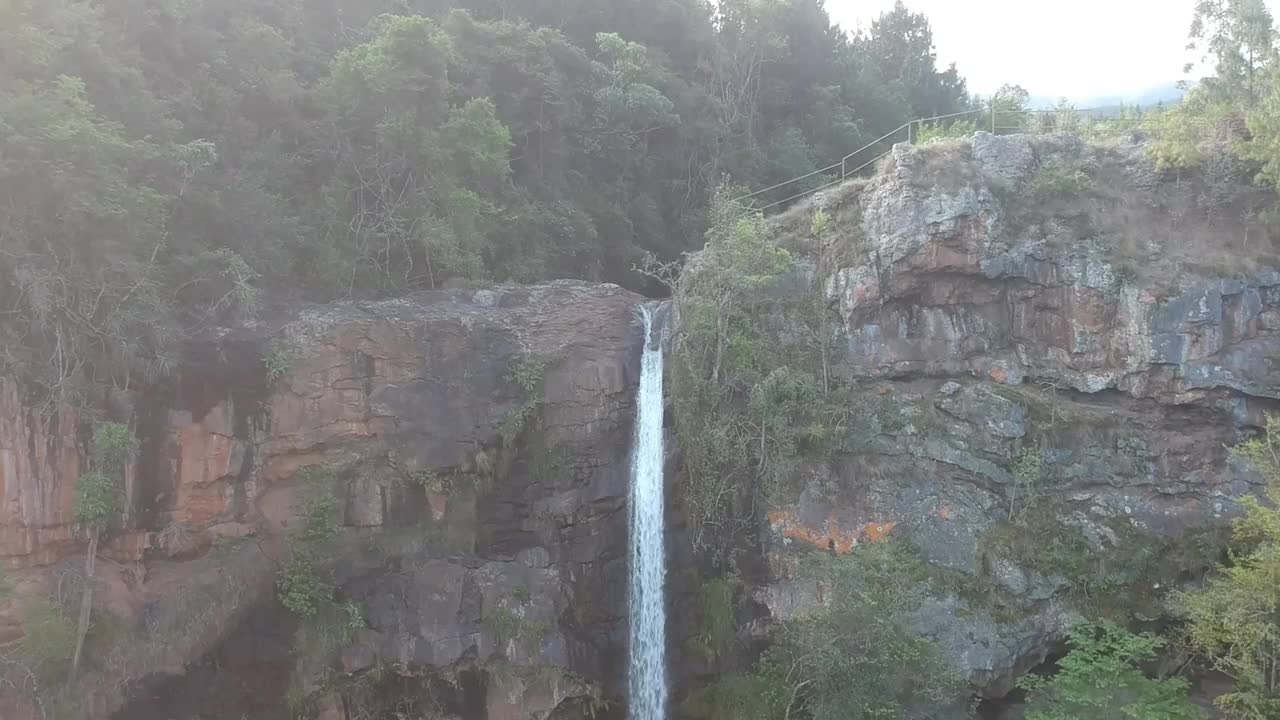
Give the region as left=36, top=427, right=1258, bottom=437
left=828, top=0, right=1280, bottom=102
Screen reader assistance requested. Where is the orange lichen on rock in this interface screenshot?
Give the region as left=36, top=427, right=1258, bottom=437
left=860, top=521, right=897, bottom=541
left=767, top=510, right=897, bottom=553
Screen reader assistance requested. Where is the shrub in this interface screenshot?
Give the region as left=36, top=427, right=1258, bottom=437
left=1027, top=159, right=1091, bottom=203
left=294, top=599, right=364, bottom=667
left=17, top=600, right=77, bottom=682
left=278, top=466, right=343, bottom=618
left=1175, top=416, right=1280, bottom=719
left=689, top=576, right=735, bottom=663
left=483, top=605, right=522, bottom=649
left=687, top=542, right=963, bottom=720
left=500, top=355, right=552, bottom=446
left=1008, top=446, right=1046, bottom=521
left=263, top=340, right=295, bottom=385
left=916, top=119, right=978, bottom=143
left=1019, top=622, right=1197, bottom=720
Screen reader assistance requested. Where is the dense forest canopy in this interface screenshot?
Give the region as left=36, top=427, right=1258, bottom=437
left=0, top=0, right=970, bottom=407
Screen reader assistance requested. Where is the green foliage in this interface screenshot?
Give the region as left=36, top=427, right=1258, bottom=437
left=73, top=422, right=134, bottom=534
left=1019, top=622, right=1199, bottom=720
left=1187, top=0, right=1276, bottom=107
left=683, top=674, right=787, bottom=720
left=263, top=341, right=295, bottom=385
left=672, top=188, right=796, bottom=542
left=278, top=466, right=343, bottom=618
left=1008, top=446, right=1046, bottom=521
left=982, top=502, right=1194, bottom=614
left=294, top=599, right=365, bottom=669
left=991, top=83, right=1032, bottom=132
left=483, top=587, right=551, bottom=656
left=549, top=695, right=613, bottom=720
left=510, top=584, right=531, bottom=604
left=411, top=470, right=444, bottom=494
left=72, top=471, right=124, bottom=534
left=809, top=208, right=833, bottom=238
left=1027, top=160, right=1093, bottom=204
left=689, top=576, right=736, bottom=663
left=501, top=356, right=552, bottom=446
left=674, top=187, right=892, bottom=556
left=1151, top=88, right=1241, bottom=171
left=483, top=606, right=523, bottom=649
left=277, top=553, right=336, bottom=621
left=1176, top=416, right=1280, bottom=719
left=0, top=0, right=974, bottom=405
left=917, top=119, right=978, bottom=142
left=688, top=542, right=964, bottom=720
left=1245, top=65, right=1280, bottom=189
left=17, top=599, right=77, bottom=682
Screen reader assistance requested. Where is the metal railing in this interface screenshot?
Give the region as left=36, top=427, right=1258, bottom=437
left=734, top=108, right=986, bottom=211
left=733, top=103, right=1196, bottom=212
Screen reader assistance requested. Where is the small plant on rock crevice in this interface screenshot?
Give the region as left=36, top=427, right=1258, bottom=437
left=1008, top=446, right=1046, bottom=522
left=263, top=340, right=296, bottom=385
left=1027, top=159, right=1092, bottom=205
left=278, top=465, right=343, bottom=619
left=500, top=355, right=554, bottom=447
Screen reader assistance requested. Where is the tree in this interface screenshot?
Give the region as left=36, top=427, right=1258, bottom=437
left=990, top=83, right=1031, bottom=133
left=1244, top=63, right=1280, bottom=189
left=859, top=1, right=970, bottom=119
left=1187, top=0, right=1277, bottom=107
left=1019, top=622, right=1199, bottom=720
left=1176, top=417, right=1280, bottom=720
left=70, top=421, right=134, bottom=676
left=0, top=0, right=974, bottom=407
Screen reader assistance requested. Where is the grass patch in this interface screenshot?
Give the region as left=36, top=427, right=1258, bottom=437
left=688, top=576, right=736, bottom=663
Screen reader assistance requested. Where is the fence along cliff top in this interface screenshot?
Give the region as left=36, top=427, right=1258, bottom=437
left=734, top=104, right=1196, bottom=213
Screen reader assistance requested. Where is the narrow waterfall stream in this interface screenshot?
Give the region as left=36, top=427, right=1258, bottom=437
left=628, top=305, right=667, bottom=720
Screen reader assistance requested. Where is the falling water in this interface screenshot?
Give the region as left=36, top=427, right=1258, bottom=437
left=629, top=304, right=666, bottom=720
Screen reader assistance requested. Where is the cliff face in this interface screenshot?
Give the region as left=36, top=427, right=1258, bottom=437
left=682, top=132, right=1280, bottom=701
left=5, top=130, right=1277, bottom=719
left=1, top=281, right=646, bottom=719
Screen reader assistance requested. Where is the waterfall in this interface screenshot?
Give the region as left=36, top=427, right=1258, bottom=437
left=629, top=304, right=667, bottom=720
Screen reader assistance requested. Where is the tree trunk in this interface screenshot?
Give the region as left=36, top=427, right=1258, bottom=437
left=70, top=530, right=98, bottom=678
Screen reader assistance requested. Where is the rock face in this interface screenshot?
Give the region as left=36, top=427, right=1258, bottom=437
left=822, top=133, right=1280, bottom=405
left=688, top=133, right=1280, bottom=701
left=0, top=380, right=81, bottom=568
left=1, top=281, right=647, bottom=720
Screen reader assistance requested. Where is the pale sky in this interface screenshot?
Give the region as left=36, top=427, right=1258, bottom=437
left=827, top=0, right=1280, bottom=101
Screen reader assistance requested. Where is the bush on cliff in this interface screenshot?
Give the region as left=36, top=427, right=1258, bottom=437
left=1019, top=622, right=1198, bottom=720
left=1176, top=416, right=1280, bottom=720
left=685, top=542, right=964, bottom=720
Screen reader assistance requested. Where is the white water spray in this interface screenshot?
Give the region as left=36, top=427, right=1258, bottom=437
left=629, top=304, right=666, bottom=720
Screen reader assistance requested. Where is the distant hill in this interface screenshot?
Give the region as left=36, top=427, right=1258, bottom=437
left=1025, top=82, right=1187, bottom=110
